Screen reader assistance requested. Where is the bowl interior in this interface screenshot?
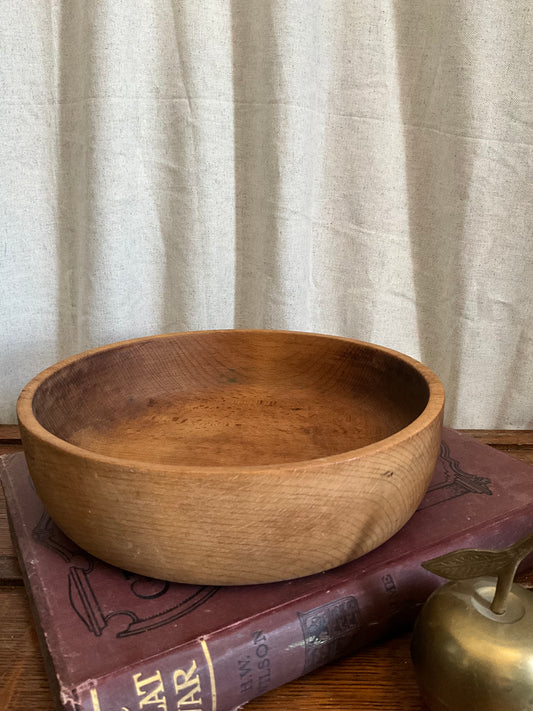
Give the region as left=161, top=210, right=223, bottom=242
left=30, top=331, right=430, bottom=467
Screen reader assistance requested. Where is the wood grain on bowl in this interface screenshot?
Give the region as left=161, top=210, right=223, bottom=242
left=17, top=330, right=445, bottom=585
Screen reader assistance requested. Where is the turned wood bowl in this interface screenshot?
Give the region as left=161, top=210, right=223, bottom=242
left=17, top=330, right=444, bottom=585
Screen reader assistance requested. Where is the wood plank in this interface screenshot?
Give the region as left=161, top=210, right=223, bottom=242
left=505, top=450, right=533, bottom=466
left=460, top=429, right=533, bottom=446
left=0, top=586, right=54, bottom=711
left=0, top=444, right=24, bottom=455
left=0, top=444, right=23, bottom=581
left=0, top=556, right=21, bottom=582
left=0, top=425, right=21, bottom=443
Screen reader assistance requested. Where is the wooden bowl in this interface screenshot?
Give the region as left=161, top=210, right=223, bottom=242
left=17, top=330, right=444, bottom=585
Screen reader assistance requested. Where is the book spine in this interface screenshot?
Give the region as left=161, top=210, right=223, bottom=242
left=74, top=506, right=533, bottom=711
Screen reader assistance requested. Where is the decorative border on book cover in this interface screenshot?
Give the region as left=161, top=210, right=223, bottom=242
left=418, top=441, right=492, bottom=509
left=32, top=512, right=219, bottom=638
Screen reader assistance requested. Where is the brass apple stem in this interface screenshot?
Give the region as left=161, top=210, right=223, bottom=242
left=490, top=531, right=533, bottom=615
left=492, top=563, right=522, bottom=614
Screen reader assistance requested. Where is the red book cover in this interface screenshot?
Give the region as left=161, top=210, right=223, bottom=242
left=2, top=428, right=533, bottom=711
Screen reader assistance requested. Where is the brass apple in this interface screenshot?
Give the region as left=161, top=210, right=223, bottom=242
left=411, top=532, right=533, bottom=711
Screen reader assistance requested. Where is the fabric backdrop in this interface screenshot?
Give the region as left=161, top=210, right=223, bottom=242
left=1, top=0, right=532, bottom=427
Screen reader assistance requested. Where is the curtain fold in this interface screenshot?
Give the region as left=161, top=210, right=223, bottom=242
left=1, top=0, right=531, bottom=427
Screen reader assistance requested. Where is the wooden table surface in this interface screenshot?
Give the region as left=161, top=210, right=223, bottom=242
left=1, top=427, right=532, bottom=711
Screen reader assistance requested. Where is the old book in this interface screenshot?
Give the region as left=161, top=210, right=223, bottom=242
left=2, top=428, right=533, bottom=711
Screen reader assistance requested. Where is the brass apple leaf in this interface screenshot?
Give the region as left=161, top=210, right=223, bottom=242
left=422, top=549, right=511, bottom=581
left=422, top=530, right=533, bottom=614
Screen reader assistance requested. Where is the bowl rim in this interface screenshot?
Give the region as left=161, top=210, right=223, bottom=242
left=17, top=329, right=445, bottom=473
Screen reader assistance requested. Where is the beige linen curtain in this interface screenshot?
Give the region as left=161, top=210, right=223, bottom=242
left=1, top=1, right=532, bottom=427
